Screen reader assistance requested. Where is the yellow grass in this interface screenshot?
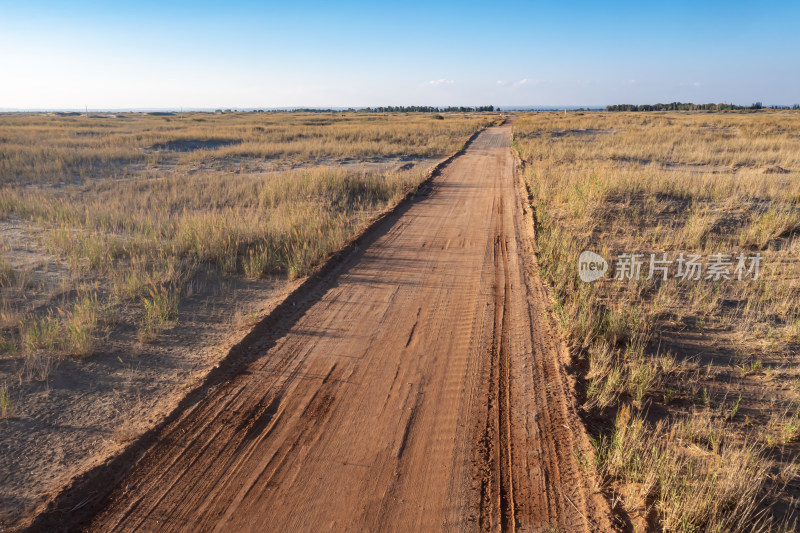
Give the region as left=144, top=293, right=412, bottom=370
left=515, top=110, right=800, bottom=530
left=0, top=111, right=498, bottom=362
left=0, top=112, right=493, bottom=186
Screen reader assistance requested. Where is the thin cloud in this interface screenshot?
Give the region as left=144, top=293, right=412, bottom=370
left=497, top=79, right=531, bottom=87
left=424, top=79, right=454, bottom=87
left=507, top=79, right=542, bottom=88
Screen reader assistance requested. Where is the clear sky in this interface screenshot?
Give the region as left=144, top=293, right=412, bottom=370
left=1, top=1, right=798, bottom=109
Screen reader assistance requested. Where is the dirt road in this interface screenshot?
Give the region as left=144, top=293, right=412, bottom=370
left=55, top=123, right=607, bottom=532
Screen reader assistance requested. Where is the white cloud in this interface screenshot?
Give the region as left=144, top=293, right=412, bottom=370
left=624, top=79, right=636, bottom=85
left=496, top=78, right=544, bottom=89
left=693, top=81, right=702, bottom=87
left=425, top=79, right=454, bottom=87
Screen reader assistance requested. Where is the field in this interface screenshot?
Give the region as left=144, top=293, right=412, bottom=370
left=4, top=108, right=800, bottom=532
left=513, top=111, right=800, bottom=531
left=0, top=111, right=497, bottom=525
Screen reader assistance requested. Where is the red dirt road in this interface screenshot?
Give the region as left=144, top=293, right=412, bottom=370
left=70, top=123, right=607, bottom=532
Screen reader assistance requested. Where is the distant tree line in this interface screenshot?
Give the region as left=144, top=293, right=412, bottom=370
left=250, top=106, right=495, bottom=114
left=356, top=106, right=495, bottom=113
left=606, top=102, right=795, bottom=112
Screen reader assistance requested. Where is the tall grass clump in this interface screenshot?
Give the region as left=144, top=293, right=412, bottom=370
left=0, top=383, right=12, bottom=418
left=61, top=290, right=100, bottom=356
left=0, top=257, right=14, bottom=287
left=138, top=281, right=180, bottom=343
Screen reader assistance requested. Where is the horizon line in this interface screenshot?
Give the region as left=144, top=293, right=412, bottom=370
left=1, top=103, right=793, bottom=113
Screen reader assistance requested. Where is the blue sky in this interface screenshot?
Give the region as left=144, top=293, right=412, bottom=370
left=1, top=1, right=798, bottom=109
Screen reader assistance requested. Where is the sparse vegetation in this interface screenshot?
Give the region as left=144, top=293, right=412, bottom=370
left=0, top=111, right=496, bottom=375
left=514, top=110, right=800, bottom=529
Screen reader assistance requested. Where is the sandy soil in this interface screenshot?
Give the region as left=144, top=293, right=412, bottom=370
left=0, top=265, right=300, bottom=530
left=25, top=123, right=610, bottom=532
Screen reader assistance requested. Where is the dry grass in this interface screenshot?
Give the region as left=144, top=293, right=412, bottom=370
left=0, top=383, right=11, bottom=418
left=594, top=405, right=776, bottom=532
left=514, top=110, right=800, bottom=530
left=0, top=112, right=492, bottom=186
left=0, top=111, right=498, bottom=374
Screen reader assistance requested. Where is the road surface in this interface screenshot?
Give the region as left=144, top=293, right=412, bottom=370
left=74, top=122, right=607, bottom=532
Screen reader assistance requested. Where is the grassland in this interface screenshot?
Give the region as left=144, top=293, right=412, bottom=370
left=0, top=111, right=498, bottom=523
left=514, top=111, right=800, bottom=531
left=0, top=112, right=491, bottom=186
left=0, top=112, right=495, bottom=360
